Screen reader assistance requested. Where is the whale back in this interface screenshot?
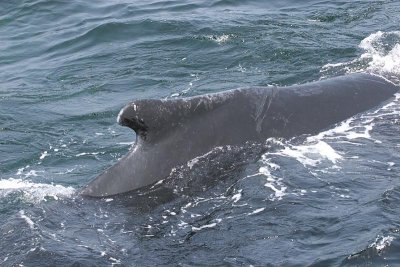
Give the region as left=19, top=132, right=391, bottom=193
left=81, top=73, right=398, bottom=197
left=117, top=73, right=397, bottom=143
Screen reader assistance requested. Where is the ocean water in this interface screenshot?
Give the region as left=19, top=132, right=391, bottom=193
left=1, top=0, right=400, bottom=266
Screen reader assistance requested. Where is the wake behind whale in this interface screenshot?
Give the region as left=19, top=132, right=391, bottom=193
left=81, top=73, right=398, bottom=197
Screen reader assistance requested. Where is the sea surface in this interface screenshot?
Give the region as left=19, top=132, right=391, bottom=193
left=1, top=0, right=400, bottom=266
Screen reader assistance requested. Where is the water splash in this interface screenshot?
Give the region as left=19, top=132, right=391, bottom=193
left=321, top=31, right=400, bottom=84
left=360, top=31, right=400, bottom=80
left=370, top=235, right=395, bottom=253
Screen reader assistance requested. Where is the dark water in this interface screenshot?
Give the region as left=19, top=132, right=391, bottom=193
left=1, top=0, right=400, bottom=266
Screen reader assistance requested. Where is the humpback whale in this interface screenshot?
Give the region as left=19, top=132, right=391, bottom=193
left=81, top=73, right=398, bottom=197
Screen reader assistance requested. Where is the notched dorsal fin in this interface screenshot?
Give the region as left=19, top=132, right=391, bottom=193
left=117, top=101, right=150, bottom=138
left=117, top=99, right=182, bottom=140
left=116, top=89, right=248, bottom=140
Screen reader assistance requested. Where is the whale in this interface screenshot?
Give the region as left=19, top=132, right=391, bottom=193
left=81, top=73, right=398, bottom=197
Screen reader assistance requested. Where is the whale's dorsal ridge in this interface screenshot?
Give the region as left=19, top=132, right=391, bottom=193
left=82, top=73, right=399, bottom=197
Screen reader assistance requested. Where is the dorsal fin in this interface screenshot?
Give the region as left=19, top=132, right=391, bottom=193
left=118, top=97, right=189, bottom=141
left=117, top=102, right=149, bottom=137
left=116, top=90, right=246, bottom=141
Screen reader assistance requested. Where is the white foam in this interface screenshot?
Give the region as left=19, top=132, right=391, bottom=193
left=187, top=158, right=199, bottom=169
left=247, top=154, right=287, bottom=201
left=278, top=140, right=342, bottom=167
left=39, top=151, right=48, bottom=160
left=237, top=64, right=247, bottom=73
left=0, top=178, right=75, bottom=203
left=255, top=86, right=400, bottom=200
left=192, top=222, right=217, bottom=231
left=17, top=166, right=28, bottom=175
left=346, top=123, right=373, bottom=140
left=247, top=207, right=265, bottom=215
left=19, top=210, right=35, bottom=229
left=25, top=170, right=40, bottom=177
left=177, top=220, right=188, bottom=228
left=321, top=31, right=400, bottom=84
left=360, top=31, right=400, bottom=78
left=109, top=257, right=121, bottom=266
left=17, top=166, right=46, bottom=178
left=75, top=152, right=100, bottom=157
left=314, top=116, right=376, bottom=142
left=205, top=34, right=233, bottom=44
left=231, top=189, right=242, bottom=203
left=117, top=141, right=135, bottom=146
left=369, top=235, right=395, bottom=252
left=264, top=182, right=287, bottom=200
left=315, top=118, right=354, bottom=139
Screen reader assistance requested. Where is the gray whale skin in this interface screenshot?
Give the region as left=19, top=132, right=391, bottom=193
left=81, top=73, right=398, bottom=197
